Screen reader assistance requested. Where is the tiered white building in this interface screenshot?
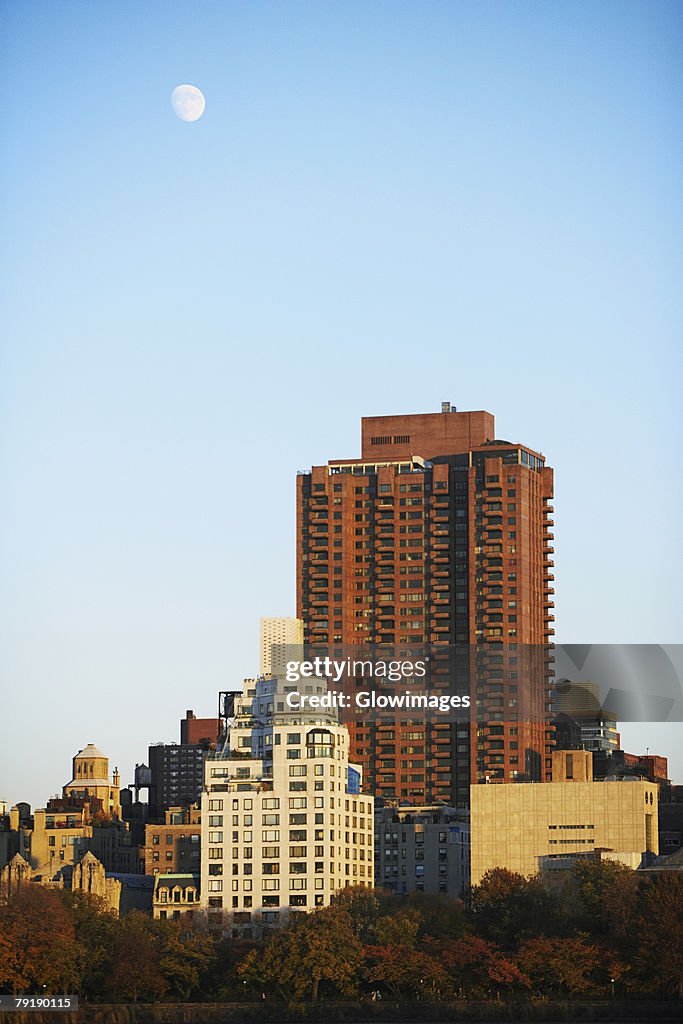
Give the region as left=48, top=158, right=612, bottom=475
left=200, top=675, right=373, bottom=934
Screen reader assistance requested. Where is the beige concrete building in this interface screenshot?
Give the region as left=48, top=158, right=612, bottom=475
left=470, top=750, right=658, bottom=883
left=30, top=803, right=94, bottom=874
left=201, top=674, right=373, bottom=935
left=259, top=617, right=303, bottom=676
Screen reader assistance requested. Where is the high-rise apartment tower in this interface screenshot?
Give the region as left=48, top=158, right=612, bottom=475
left=296, top=405, right=555, bottom=806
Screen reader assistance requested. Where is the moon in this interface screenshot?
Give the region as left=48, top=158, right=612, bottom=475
left=171, top=84, right=206, bottom=122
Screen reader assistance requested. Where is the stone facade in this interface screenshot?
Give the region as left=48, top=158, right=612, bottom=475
left=71, top=850, right=122, bottom=914
left=0, top=852, right=32, bottom=897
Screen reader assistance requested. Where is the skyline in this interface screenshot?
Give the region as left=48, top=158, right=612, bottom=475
left=1, top=1, right=682, bottom=806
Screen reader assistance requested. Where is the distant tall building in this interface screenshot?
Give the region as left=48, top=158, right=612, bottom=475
left=201, top=675, right=373, bottom=935
left=148, top=743, right=206, bottom=817
left=148, top=710, right=220, bottom=819
left=260, top=617, right=304, bottom=676
left=551, top=680, right=620, bottom=755
left=297, top=404, right=555, bottom=805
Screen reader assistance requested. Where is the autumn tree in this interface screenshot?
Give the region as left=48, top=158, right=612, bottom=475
left=238, top=905, right=362, bottom=1003
left=441, top=935, right=529, bottom=999
left=362, top=945, right=453, bottom=999
left=104, top=912, right=168, bottom=1002
left=0, top=884, right=82, bottom=994
left=59, top=890, right=118, bottom=1001
left=517, top=935, right=600, bottom=996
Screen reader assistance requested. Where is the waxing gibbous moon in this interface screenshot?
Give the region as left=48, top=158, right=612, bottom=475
left=171, top=84, right=206, bottom=122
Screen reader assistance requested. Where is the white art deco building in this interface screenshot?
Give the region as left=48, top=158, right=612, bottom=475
left=200, top=675, right=373, bottom=934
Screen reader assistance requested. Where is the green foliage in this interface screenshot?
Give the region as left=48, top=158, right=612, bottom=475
left=469, top=868, right=562, bottom=947
left=632, top=872, right=683, bottom=997
left=330, top=885, right=382, bottom=942
left=58, top=889, right=119, bottom=999
left=568, top=858, right=639, bottom=938
left=374, top=909, right=421, bottom=949
left=402, top=891, right=466, bottom=940
left=103, top=912, right=169, bottom=1002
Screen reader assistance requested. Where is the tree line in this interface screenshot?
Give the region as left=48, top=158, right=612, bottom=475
left=0, top=862, right=681, bottom=1005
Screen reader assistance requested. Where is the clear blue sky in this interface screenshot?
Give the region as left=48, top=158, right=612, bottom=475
left=1, top=1, right=681, bottom=806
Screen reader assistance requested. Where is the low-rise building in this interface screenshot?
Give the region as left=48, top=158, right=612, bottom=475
left=153, top=872, right=200, bottom=920
left=144, top=805, right=201, bottom=875
left=374, top=802, right=469, bottom=896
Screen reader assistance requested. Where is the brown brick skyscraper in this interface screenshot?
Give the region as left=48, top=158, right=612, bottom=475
left=296, top=404, right=555, bottom=806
